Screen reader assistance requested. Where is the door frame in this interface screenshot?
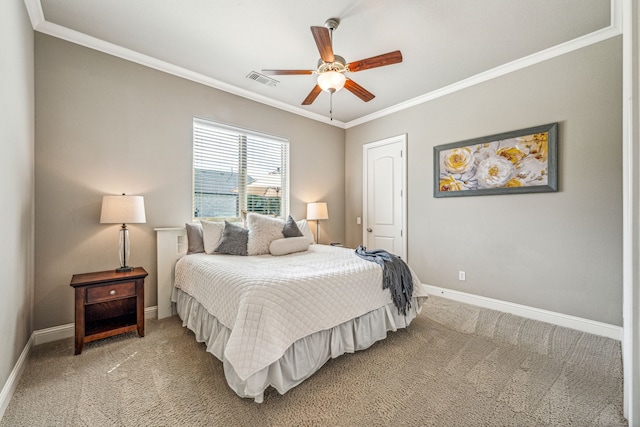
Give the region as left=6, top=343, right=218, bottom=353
left=362, top=134, right=408, bottom=260
left=622, top=0, right=639, bottom=422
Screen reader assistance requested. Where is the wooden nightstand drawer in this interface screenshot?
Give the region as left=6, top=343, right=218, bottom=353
left=86, top=281, right=136, bottom=304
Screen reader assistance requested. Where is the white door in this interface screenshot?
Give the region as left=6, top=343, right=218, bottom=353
left=363, top=134, right=407, bottom=259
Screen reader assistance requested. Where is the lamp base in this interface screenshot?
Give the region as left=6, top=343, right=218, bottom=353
left=116, top=266, right=134, bottom=273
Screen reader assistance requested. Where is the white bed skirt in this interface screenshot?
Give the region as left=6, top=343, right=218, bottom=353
left=173, top=288, right=427, bottom=403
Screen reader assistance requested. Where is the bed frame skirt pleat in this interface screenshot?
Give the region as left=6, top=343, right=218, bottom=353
left=173, top=288, right=426, bottom=403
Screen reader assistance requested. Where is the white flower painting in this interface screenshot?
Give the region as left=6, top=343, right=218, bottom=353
left=435, top=124, right=557, bottom=197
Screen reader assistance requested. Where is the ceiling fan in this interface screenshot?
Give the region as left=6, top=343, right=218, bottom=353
left=262, top=18, right=403, bottom=113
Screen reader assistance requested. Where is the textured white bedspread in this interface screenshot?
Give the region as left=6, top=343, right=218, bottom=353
left=174, top=244, right=428, bottom=381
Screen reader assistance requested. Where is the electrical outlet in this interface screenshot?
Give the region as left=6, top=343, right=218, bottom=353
left=458, top=271, right=466, bottom=281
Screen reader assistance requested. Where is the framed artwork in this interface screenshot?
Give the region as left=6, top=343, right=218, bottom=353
left=434, top=123, right=558, bottom=198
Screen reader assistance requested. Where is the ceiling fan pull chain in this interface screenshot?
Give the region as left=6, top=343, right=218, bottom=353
left=330, top=91, right=333, bottom=121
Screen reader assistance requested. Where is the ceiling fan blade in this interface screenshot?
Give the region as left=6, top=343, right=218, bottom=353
left=302, top=85, right=323, bottom=105
left=261, top=69, right=314, bottom=75
left=311, top=26, right=335, bottom=63
left=344, top=78, right=375, bottom=102
left=347, top=50, right=403, bottom=72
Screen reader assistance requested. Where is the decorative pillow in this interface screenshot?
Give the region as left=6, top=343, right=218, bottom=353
left=246, top=213, right=285, bottom=255
left=282, top=215, right=303, bottom=238
left=269, top=236, right=310, bottom=256
left=296, top=219, right=315, bottom=245
left=215, top=221, right=249, bottom=256
left=201, top=220, right=224, bottom=254
left=185, top=223, right=205, bottom=254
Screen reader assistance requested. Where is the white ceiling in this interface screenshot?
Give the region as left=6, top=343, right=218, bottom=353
left=29, top=0, right=616, bottom=127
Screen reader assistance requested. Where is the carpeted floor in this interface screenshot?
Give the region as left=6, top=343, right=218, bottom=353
left=1, top=296, right=627, bottom=426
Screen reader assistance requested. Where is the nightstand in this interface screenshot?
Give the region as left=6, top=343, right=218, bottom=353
left=70, top=267, right=148, bottom=355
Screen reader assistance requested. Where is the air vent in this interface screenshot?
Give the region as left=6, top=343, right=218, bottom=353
left=246, top=71, right=279, bottom=87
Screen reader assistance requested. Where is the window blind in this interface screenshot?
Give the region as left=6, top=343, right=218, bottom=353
left=193, top=118, right=289, bottom=220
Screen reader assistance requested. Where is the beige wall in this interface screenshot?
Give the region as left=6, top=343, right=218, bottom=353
left=34, top=34, right=345, bottom=330
left=33, top=29, right=622, bottom=329
left=346, top=38, right=623, bottom=326
left=0, top=0, right=35, bottom=391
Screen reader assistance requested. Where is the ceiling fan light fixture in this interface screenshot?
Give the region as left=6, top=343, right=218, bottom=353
left=317, top=71, right=346, bottom=93
left=262, top=20, right=401, bottom=112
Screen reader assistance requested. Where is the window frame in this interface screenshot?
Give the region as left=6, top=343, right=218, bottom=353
left=192, top=118, right=290, bottom=221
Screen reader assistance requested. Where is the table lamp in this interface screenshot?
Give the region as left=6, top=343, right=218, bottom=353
left=100, top=194, right=146, bottom=272
left=306, top=202, right=328, bottom=244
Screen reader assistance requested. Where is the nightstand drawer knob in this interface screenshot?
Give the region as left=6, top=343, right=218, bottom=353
left=109, top=290, right=116, bottom=295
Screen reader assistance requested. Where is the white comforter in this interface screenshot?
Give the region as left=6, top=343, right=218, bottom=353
left=173, top=244, right=429, bottom=381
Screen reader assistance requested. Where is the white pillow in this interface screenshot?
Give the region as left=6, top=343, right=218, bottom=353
left=201, top=220, right=224, bottom=254
left=296, top=219, right=315, bottom=245
left=246, top=213, right=285, bottom=255
left=269, top=236, right=310, bottom=256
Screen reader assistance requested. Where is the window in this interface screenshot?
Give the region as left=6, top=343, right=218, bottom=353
left=193, top=118, right=289, bottom=221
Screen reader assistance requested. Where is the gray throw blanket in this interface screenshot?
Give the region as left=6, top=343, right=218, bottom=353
left=355, top=246, right=413, bottom=315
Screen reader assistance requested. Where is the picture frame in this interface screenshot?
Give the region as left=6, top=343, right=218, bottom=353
left=434, top=123, right=558, bottom=198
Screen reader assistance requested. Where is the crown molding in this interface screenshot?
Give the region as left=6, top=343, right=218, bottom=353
left=346, top=13, right=622, bottom=128
left=24, top=0, right=619, bottom=130
left=24, top=1, right=345, bottom=129
left=23, top=0, right=43, bottom=29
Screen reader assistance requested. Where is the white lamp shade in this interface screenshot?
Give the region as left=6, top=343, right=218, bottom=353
left=317, top=71, right=346, bottom=93
left=100, top=195, right=146, bottom=224
left=307, top=202, right=329, bottom=221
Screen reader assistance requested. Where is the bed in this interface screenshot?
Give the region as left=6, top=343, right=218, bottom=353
left=155, top=218, right=429, bottom=403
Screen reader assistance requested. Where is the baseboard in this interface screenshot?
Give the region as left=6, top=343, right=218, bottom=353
left=424, top=285, right=622, bottom=341
left=1, top=306, right=159, bottom=420
left=33, top=305, right=158, bottom=345
left=0, top=334, right=33, bottom=420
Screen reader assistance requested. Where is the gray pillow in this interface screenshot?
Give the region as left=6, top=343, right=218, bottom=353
left=215, top=221, right=249, bottom=256
left=185, top=223, right=205, bottom=254
left=282, top=215, right=303, bottom=238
